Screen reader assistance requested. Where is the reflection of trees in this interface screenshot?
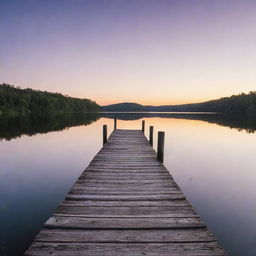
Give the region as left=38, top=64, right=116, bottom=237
left=0, top=113, right=100, bottom=141
left=1, top=112, right=255, bottom=141
left=101, top=113, right=256, bottom=134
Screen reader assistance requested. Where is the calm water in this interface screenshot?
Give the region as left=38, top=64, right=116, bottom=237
left=0, top=113, right=255, bottom=256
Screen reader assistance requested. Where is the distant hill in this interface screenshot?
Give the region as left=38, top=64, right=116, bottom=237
left=102, top=102, right=144, bottom=112
left=102, top=102, right=205, bottom=112
left=0, top=83, right=100, bottom=115
left=102, top=92, right=256, bottom=117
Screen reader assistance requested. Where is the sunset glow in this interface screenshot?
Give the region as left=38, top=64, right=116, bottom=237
left=1, top=0, right=256, bottom=105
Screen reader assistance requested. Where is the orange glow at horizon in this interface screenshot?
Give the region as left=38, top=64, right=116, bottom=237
left=97, top=97, right=211, bottom=106
left=70, top=89, right=244, bottom=106
left=1, top=1, right=256, bottom=106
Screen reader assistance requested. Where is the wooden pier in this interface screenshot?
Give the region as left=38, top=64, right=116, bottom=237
left=25, top=123, right=228, bottom=255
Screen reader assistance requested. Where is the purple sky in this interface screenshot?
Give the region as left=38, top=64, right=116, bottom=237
left=1, top=0, right=256, bottom=105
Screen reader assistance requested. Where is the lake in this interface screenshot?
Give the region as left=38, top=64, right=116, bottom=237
left=0, top=112, right=255, bottom=256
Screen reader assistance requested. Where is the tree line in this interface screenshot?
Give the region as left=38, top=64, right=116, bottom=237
left=0, top=83, right=100, bottom=115
left=102, top=91, right=256, bottom=117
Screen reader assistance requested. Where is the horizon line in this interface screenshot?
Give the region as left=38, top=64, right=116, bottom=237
left=1, top=82, right=254, bottom=107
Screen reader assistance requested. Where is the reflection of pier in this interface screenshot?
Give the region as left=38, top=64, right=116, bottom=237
left=25, top=121, right=228, bottom=255
left=101, top=112, right=256, bottom=134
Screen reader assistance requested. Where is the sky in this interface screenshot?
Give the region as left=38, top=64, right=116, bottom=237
left=1, top=0, right=256, bottom=106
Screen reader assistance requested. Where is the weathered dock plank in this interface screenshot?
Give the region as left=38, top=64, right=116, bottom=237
left=60, top=199, right=189, bottom=207
left=25, top=242, right=227, bottom=256
left=25, top=129, right=227, bottom=256
left=45, top=216, right=205, bottom=229
left=65, top=194, right=186, bottom=201
left=34, top=229, right=216, bottom=243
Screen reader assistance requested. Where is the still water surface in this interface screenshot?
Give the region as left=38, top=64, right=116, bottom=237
left=0, top=113, right=255, bottom=256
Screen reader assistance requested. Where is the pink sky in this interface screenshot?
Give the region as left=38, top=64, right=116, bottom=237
left=1, top=0, right=256, bottom=105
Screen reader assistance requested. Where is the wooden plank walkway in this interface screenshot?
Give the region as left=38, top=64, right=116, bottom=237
left=25, top=129, right=228, bottom=256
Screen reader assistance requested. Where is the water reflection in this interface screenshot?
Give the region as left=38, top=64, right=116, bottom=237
left=101, top=112, right=256, bottom=134
left=0, top=113, right=100, bottom=141
left=0, top=114, right=256, bottom=256
left=0, top=112, right=255, bottom=141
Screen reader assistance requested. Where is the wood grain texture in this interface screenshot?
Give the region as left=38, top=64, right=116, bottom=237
left=54, top=205, right=196, bottom=218
left=45, top=216, right=206, bottom=229
left=60, top=199, right=190, bottom=207
left=25, top=242, right=228, bottom=256
left=35, top=229, right=216, bottom=243
left=65, top=194, right=186, bottom=201
left=25, top=129, right=228, bottom=256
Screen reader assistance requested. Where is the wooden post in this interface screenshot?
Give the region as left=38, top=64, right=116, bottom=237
left=149, top=126, right=153, bottom=146
left=103, top=125, right=107, bottom=145
left=142, top=120, right=145, bottom=133
left=114, top=118, right=117, bottom=130
left=157, top=131, right=165, bottom=163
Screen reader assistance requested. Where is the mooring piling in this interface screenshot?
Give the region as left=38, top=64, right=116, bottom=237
left=149, top=126, right=154, bottom=146
left=103, top=125, right=107, bottom=145
left=114, top=118, right=117, bottom=130
left=157, top=131, right=165, bottom=163
left=142, top=120, right=145, bottom=133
